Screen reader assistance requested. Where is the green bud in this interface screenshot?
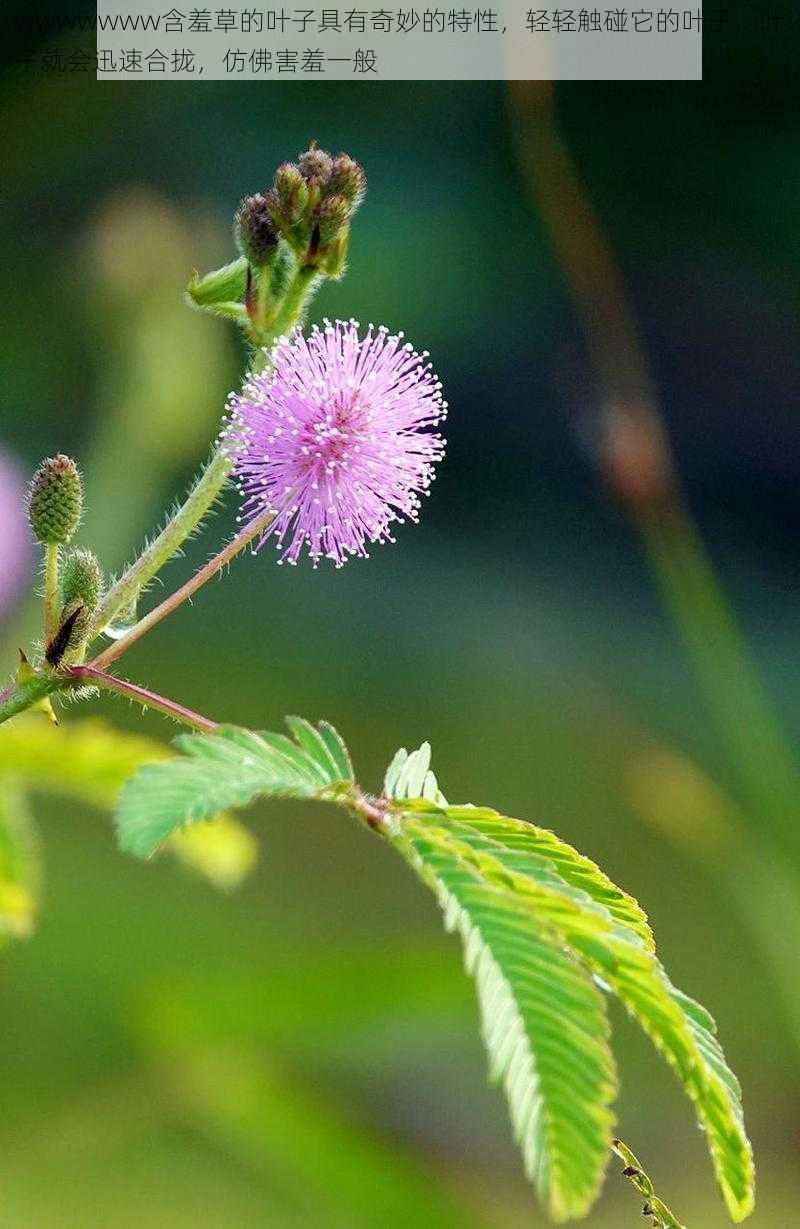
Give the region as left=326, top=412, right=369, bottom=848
left=267, top=244, right=294, bottom=305
left=28, top=454, right=83, bottom=545
left=268, top=163, right=309, bottom=228
left=298, top=146, right=333, bottom=188
left=321, top=228, right=350, bottom=280
left=327, top=154, right=366, bottom=207
left=234, top=194, right=279, bottom=267
left=316, top=194, right=351, bottom=247
left=61, top=548, right=103, bottom=613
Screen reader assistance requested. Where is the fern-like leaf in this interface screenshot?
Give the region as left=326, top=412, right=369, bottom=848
left=440, top=806, right=653, bottom=951
left=384, top=743, right=448, bottom=805
left=116, top=719, right=354, bottom=857
left=393, top=820, right=617, bottom=1220
left=396, top=807, right=753, bottom=1222
left=109, top=722, right=754, bottom=1221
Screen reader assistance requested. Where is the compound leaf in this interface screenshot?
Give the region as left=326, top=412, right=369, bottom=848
left=116, top=719, right=353, bottom=858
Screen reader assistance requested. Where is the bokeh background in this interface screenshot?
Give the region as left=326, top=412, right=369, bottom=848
left=1, top=14, right=799, bottom=1227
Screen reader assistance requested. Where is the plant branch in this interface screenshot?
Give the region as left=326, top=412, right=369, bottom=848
left=265, top=264, right=321, bottom=343
left=89, top=506, right=276, bottom=672
left=0, top=673, right=60, bottom=727
left=88, top=447, right=233, bottom=644
left=65, top=665, right=218, bottom=733
left=87, top=258, right=324, bottom=640
left=612, top=1140, right=686, bottom=1228
left=43, top=543, right=60, bottom=641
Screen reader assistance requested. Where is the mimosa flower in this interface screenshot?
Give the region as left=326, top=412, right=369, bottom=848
left=226, top=320, right=446, bottom=566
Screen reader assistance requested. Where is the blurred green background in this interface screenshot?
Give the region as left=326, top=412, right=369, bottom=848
left=1, top=14, right=799, bottom=1227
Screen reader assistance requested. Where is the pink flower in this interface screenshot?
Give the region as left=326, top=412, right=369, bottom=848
left=226, top=320, right=446, bottom=567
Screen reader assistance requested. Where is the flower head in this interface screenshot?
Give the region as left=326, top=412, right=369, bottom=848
left=27, top=454, right=83, bottom=546
left=226, top=320, right=446, bottom=566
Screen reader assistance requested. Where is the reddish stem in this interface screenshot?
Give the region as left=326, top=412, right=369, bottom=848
left=65, top=665, right=218, bottom=734
left=89, top=505, right=275, bottom=672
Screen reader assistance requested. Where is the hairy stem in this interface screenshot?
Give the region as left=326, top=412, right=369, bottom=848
left=267, top=264, right=322, bottom=341
left=0, top=674, right=59, bottom=726
left=43, top=543, right=60, bottom=641
left=88, top=447, right=233, bottom=643
left=88, top=261, right=322, bottom=638
left=89, top=506, right=275, bottom=671
left=65, top=665, right=218, bottom=733
left=612, top=1140, right=686, bottom=1228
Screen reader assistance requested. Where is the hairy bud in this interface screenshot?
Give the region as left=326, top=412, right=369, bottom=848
left=316, top=194, right=351, bottom=247
left=269, top=163, right=309, bottom=228
left=234, top=194, right=279, bottom=267
left=28, top=454, right=83, bottom=545
left=321, top=230, right=349, bottom=279
left=298, top=146, right=333, bottom=187
left=62, top=548, right=103, bottom=613
left=327, top=154, right=366, bottom=206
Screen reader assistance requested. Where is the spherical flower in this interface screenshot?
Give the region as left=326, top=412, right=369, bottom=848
left=226, top=319, right=447, bottom=567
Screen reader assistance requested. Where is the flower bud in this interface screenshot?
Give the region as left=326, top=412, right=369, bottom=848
left=28, top=454, right=83, bottom=546
left=268, top=163, right=308, bottom=228
left=234, top=194, right=279, bottom=267
left=316, top=194, right=351, bottom=247
left=61, top=548, right=103, bottom=613
left=321, top=230, right=349, bottom=280
left=298, top=146, right=333, bottom=188
left=327, top=154, right=366, bottom=207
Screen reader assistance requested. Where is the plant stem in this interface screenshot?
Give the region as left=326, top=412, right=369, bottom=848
left=89, top=506, right=276, bottom=672
left=43, top=543, right=60, bottom=641
left=639, top=505, right=800, bottom=862
left=512, top=82, right=800, bottom=864
left=612, top=1140, right=686, bottom=1229
left=88, top=447, right=233, bottom=644
left=268, top=264, right=321, bottom=341
left=87, top=262, right=321, bottom=641
left=0, top=674, right=60, bottom=726
left=65, top=665, right=218, bottom=733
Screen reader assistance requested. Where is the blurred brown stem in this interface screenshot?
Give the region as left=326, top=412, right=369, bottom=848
left=510, top=82, right=800, bottom=864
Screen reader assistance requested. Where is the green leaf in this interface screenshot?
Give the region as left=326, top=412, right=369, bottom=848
left=168, top=814, right=259, bottom=892
left=116, top=719, right=354, bottom=858
left=108, top=723, right=753, bottom=1221
left=0, top=715, right=169, bottom=810
left=0, top=715, right=259, bottom=892
left=439, top=806, right=653, bottom=952
left=186, top=256, right=248, bottom=309
left=383, top=743, right=448, bottom=805
left=392, top=819, right=617, bottom=1221
left=395, top=808, right=754, bottom=1222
